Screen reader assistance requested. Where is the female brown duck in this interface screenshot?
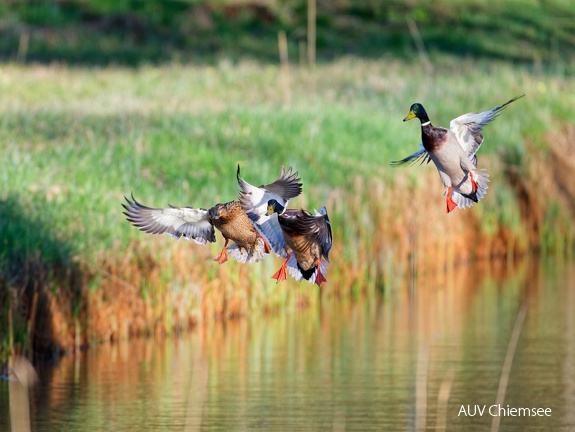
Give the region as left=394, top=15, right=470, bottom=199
left=123, top=166, right=302, bottom=264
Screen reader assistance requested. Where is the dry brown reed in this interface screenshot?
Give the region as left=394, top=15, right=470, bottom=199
left=8, top=355, right=38, bottom=432
left=4, top=127, right=575, bottom=356
left=415, top=342, right=429, bottom=432
left=547, top=125, right=575, bottom=217
left=490, top=305, right=528, bottom=432
left=435, top=368, right=456, bottom=432
left=79, top=165, right=543, bottom=345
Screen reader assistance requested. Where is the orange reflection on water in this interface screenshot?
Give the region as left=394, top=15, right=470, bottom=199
left=13, top=258, right=574, bottom=431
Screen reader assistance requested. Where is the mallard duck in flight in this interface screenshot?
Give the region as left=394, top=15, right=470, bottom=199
left=266, top=199, right=332, bottom=286
left=391, top=95, right=524, bottom=213
left=123, top=195, right=270, bottom=264
left=236, top=165, right=303, bottom=256
left=122, top=166, right=303, bottom=265
left=237, top=167, right=332, bottom=285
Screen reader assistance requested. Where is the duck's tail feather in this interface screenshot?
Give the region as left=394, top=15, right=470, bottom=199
left=226, top=238, right=268, bottom=264
left=452, top=169, right=490, bottom=209
left=286, top=255, right=328, bottom=285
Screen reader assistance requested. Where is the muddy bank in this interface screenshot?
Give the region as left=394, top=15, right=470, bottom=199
left=2, top=125, right=575, bottom=360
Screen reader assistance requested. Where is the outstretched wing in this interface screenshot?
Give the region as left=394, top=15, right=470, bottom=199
left=285, top=207, right=332, bottom=261
left=122, top=194, right=215, bottom=245
left=261, top=165, right=303, bottom=200
left=236, top=165, right=302, bottom=220
left=390, top=144, right=431, bottom=167
left=253, top=212, right=287, bottom=257
left=450, top=95, right=524, bottom=164
left=237, top=165, right=302, bottom=257
left=312, top=207, right=333, bottom=261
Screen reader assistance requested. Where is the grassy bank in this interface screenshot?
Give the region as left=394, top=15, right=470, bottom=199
left=1, top=0, right=575, bottom=68
left=1, top=58, right=574, bottom=357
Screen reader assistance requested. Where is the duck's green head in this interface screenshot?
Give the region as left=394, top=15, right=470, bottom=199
left=403, top=103, right=430, bottom=123
left=267, top=199, right=285, bottom=216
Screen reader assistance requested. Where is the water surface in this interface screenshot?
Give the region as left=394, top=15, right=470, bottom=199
left=1, top=259, right=574, bottom=431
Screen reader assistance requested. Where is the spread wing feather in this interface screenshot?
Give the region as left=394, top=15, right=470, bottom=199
left=286, top=254, right=329, bottom=285
left=390, top=144, right=431, bottom=167
left=313, top=207, right=332, bottom=261
left=237, top=165, right=303, bottom=256
left=236, top=165, right=302, bottom=222
left=283, top=207, right=332, bottom=261
left=256, top=214, right=287, bottom=257
left=122, top=194, right=215, bottom=245
left=449, top=95, right=524, bottom=163
left=262, top=165, right=303, bottom=200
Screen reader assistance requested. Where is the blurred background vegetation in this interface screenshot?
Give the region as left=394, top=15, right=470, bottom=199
left=1, top=0, right=575, bottom=360
left=1, top=0, right=574, bottom=68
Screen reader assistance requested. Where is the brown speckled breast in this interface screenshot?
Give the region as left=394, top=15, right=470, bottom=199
left=210, top=201, right=259, bottom=252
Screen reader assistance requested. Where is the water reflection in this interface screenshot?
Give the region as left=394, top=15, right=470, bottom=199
left=1, top=258, right=574, bottom=431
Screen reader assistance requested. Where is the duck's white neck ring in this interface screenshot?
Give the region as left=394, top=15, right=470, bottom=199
left=421, top=121, right=431, bottom=127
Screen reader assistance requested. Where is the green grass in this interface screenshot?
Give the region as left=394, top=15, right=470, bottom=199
left=1, top=57, right=574, bottom=353
left=0, top=58, right=572, bottom=259
left=1, top=0, right=574, bottom=69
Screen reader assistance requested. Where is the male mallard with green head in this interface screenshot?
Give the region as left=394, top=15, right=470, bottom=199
left=237, top=166, right=331, bottom=285
left=236, top=164, right=303, bottom=256
left=392, top=95, right=524, bottom=213
left=266, top=199, right=332, bottom=286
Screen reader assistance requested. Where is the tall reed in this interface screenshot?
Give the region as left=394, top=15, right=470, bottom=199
left=0, top=59, right=574, bottom=355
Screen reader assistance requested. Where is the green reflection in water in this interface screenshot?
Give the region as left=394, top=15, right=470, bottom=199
left=1, top=258, right=574, bottom=431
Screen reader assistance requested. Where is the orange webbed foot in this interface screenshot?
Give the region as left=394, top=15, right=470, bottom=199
left=261, top=234, right=272, bottom=254
left=469, top=171, right=478, bottom=193
left=213, top=248, right=228, bottom=264
left=446, top=187, right=458, bottom=213
left=213, top=240, right=229, bottom=264
left=272, top=254, right=290, bottom=283
left=314, top=259, right=327, bottom=286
